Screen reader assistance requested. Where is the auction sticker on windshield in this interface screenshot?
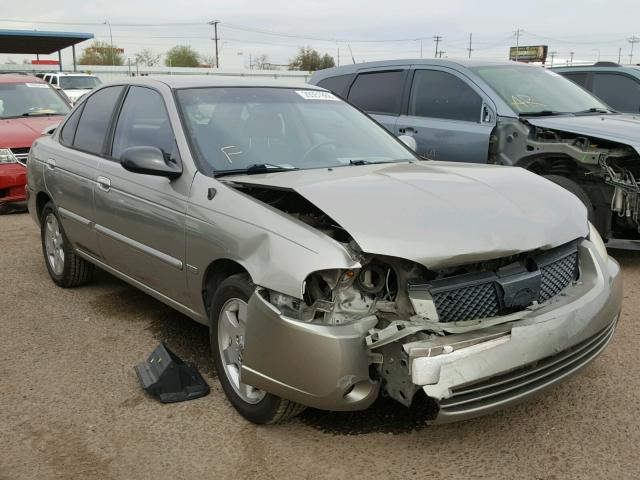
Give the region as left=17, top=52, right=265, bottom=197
left=296, top=90, right=340, bottom=101
left=25, top=83, right=50, bottom=88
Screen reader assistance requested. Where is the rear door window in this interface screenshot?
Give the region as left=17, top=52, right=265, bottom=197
left=73, top=86, right=124, bottom=155
left=409, top=70, right=483, bottom=122
left=347, top=70, right=406, bottom=115
left=562, top=72, right=589, bottom=89
left=592, top=73, right=640, bottom=112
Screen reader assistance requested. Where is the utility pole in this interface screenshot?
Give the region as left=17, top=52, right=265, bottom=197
left=433, top=35, right=442, bottom=58
left=337, top=46, right=340, bottom=67
left=549, top=50, right=557, bottom=67
left=467, top=33, right=473, bottom=58
left=418, top=39, right=423, bottom=58
left=629, top=35, right=640, bottom=64
left=569, top=51, right=575, bottom=65
left=104, top=21, right=114, bottom=65
left=208, top=20, right=220, bottom=68
left=618, top=47, right=622, bottom=63
left=514, top=28, right=523, bottom=61
left=438, top=50, right=446, bottom=59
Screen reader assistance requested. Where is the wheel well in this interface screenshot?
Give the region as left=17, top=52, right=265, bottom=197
left=202, top=259, right=249, bottom=314
left=36, top=192, right=52, bottom=223
left=519, top=156, right=583, bottom=177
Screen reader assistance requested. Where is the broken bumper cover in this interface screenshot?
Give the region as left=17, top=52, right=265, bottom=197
left=414, top=241, right=622, bottom=423
left=241, top=292, right=380, bottom=411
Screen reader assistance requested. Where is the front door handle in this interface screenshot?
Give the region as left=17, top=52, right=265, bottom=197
left=398, top=127, right=417, bottom=134
left=97, top=176, right=111, bottom=192
left=46, top=158, right=56, bottom=170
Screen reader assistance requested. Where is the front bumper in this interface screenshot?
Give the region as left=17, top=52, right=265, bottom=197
left=240, top=240, right=622, bottom=419
left=0, top=163, right=27, bottom=205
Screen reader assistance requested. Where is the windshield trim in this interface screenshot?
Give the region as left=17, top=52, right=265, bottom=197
left=172, top=85, right=420, bottom=179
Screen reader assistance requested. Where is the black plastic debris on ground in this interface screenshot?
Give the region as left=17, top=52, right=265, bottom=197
left=134, top=343, right=210, bottom=403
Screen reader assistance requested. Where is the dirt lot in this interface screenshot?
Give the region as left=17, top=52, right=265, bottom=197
left=1, top=212, right=639, bottom=480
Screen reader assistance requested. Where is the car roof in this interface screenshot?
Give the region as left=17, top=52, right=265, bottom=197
left=102, top=75, right=324, bottom=90
left=50, top=72, right=99, bottom=77
left=310, top=58, right=536, bottom=78
left=0, top=73, right=46, bottom=84
left=552, top=64, right=640, bottom=75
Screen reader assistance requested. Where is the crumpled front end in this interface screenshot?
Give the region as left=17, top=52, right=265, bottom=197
left=240, top=236, right=622, bottom=420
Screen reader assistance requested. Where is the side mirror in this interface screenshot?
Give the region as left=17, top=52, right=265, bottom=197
left=120, top=146, right=182, bottom=179
left=398, top=134, right=417, bottom=152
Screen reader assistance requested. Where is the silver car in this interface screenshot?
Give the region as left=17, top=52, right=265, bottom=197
left=27, top=77, right=622, bottom=424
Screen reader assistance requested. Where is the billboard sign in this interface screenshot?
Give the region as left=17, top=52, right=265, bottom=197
left=509, top=45, right=548, bottom=63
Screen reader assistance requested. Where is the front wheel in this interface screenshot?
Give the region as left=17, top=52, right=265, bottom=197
left=40, top=202, right=94, bottom=287
left=543, top=175, right=595, bottom=223
left=209, top=274, right=306, bottom=424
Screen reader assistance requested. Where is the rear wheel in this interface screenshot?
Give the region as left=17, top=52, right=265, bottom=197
left=40, top=202, right=94, bottom=287
left=543, top=175, right=595, bottom=223
left=209, top=274, right=306, bottom=424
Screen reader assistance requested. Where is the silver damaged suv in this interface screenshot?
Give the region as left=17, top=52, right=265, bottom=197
left=27, top=77, right=622, bottom=424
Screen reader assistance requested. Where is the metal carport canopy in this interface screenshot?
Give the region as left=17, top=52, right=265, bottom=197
left=0, top=29, right=93, bottom=54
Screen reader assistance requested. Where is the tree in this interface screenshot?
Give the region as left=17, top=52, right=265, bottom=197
left=200, top=54, right=216, bottom=67
left=165, top=45, right=200, bottom=67
left=134, top=48, right=160, bottom=67
left=78, top=41, right=124, bottom=66
left=253, top=54, right=270, bottom=70
left=288, top=47, right=335, bottom=71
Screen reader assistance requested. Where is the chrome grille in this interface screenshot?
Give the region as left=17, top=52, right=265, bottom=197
left=438, top=320, right=616, bottom=416
left=10, top=148, right=29, bottom=166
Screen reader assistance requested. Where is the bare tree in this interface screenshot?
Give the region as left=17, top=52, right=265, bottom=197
left=254, top=54, right=270, bottom=70
left=134, top=48, right=161, bottom=67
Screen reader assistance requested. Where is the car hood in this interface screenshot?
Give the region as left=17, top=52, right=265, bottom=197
left=63, top=88, right=92, bottom=101
left=228, top=162, right=588, bottom=268
left=526, top=113, right=640, bottom=153
left=0, top=116, right=65, bottom=149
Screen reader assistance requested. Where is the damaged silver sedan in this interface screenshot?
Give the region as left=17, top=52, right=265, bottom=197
left=27, top=77, right=622, bottom=424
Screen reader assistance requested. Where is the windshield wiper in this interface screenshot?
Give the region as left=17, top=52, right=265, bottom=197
left=349, top=159, right=370, bottom=166
left=519, top=110, right=569, bottom=117
left=214, top=163, right=298, bottom=178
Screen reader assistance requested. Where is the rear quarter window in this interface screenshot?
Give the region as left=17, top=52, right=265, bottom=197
left=316, top=74, right=354, bottom=97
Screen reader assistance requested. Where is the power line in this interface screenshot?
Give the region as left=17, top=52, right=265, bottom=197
left=629, top=35, right=640, bottom=64
left=433, top=35, right=442, bottom=58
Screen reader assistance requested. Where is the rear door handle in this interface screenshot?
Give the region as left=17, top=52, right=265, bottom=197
left=46, top=158, right=56, bottom=170
left=97, top=176, right=111, bottom=192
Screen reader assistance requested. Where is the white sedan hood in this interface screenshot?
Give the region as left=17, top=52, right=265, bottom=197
left=230, top=162, right=588, bottom=268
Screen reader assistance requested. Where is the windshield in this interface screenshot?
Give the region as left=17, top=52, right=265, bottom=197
left=0, top=82, right=70, bottom=119
left=176, top=87, right=415, bottom=175
left=470, top=65, right=610, bottom=115
left=59, top=76, right=101, bottom=90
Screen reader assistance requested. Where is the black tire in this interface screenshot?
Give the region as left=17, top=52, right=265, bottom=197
left=40, top=202, right=94, bottom=288
left=209, top=273, right=306, bottom=424
left=543, top=175, right=595, bottom=223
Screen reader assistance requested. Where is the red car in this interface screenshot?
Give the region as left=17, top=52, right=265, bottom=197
left=0, top=74, right=70, bottom=213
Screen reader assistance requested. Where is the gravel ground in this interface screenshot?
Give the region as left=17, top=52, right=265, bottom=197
left=1, top=211, right=639, bottom=480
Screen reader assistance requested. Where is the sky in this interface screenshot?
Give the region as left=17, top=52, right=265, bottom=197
left=2, top=0, right=640, bottom=68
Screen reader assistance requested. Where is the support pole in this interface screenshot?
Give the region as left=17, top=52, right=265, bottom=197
left=72, top=45, right=77, bottom=72
left=58, top=50, right=62, bottom=72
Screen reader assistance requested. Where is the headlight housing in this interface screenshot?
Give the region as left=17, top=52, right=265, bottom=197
left=0, top=148, right=17, bottom=164
left=589, top=222, right=608, bottom=261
